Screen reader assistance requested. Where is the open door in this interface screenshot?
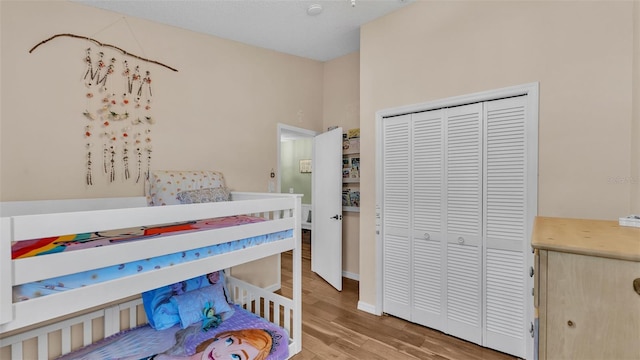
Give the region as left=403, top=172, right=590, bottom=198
left=312, top=127, right=343, bottom=291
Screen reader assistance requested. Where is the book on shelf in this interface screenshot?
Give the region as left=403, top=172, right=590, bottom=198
left=342, top=189, right=360, bottom=208
left=343, top=130, right=360, bottom=153
left=342, top=190, right=351, bottom=206
left=349, top=191, right=360, bottom=207
left=342, top=156, right=360, bottom=179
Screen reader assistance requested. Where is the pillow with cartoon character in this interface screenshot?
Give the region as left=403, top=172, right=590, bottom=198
left=170, top=281, right=234, bottom=330
left=142, top=271, right=232, bottom=330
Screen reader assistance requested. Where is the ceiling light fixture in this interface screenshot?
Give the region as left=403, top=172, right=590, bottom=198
left=307, top=4, right=322, bottom=16
left=351, top=0, right=356, bottom=7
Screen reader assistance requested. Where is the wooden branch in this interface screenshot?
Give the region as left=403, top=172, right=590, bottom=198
left=29, top=33, right=178, bottom=72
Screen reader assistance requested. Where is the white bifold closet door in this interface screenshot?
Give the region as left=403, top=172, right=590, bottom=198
left=381, top=114, right=412, bottom=320
left=411, top=109, right=446, bottom=332
left=382, top=95, right=529, bottom=359
left=444, top=103, right=484, bottom=344
left=482, top=96, right=528, bottom=357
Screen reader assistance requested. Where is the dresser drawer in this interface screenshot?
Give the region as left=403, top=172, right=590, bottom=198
left=544, top=251, right=640, bottom=359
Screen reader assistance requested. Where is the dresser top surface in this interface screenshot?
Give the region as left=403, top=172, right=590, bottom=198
left=531, top=216, right=640, bottom=261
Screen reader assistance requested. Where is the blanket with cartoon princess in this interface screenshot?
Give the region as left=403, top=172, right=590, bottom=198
left=56, top=271, right=289, bottom=360
left=56, top=306, right=288, bottom=360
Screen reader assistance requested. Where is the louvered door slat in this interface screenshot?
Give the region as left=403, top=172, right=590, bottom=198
left=444, top=103, right=483, bottom=345
left=382, top=115, right=411, bottom=319
left=447, top=242, right=481, bottom=344
left=483, top=97, right=528, bottom=358
left=411, top=110, right=445, bottom=330
left=446, top=105, right=482, bottom=241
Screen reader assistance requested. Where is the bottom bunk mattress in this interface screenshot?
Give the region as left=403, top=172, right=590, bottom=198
left=12, top=215, right=293, bottom=302
left=56, top=304, right=289, bottom=360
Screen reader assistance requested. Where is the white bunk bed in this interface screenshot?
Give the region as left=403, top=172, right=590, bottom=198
left=0, top=172, right=302, bottom=359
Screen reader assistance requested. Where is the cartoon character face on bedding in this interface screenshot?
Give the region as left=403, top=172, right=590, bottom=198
left=198, top=329, right=272, bottom=360
left=141, top=329, right=273, bottom=360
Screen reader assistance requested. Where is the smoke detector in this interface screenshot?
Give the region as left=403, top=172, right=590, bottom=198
left=307, top=4, right=323, bottom=16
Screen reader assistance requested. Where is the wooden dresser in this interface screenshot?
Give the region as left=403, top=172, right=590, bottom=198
left=531, top=217, right=640, bottom=360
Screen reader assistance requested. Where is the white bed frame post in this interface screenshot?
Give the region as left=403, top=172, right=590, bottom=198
left=0, top=218, right=12, bottom=325
left=292, top=195, right=302, bottom=355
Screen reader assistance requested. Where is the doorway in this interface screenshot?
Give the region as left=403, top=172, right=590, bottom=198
left=277, top=124, right=317, bottom=248
left=277, top=123, right=344, bottom=291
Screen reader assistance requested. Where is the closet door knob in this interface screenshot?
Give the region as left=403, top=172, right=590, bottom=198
left=457, top=236, right=465, bottom=244
left=424, top=233, right=430, bottom=240
left=633, top=278, right=640, bottom=296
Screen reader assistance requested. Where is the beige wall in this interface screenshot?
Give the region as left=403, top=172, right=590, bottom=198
left=359, top=1, right=638, bottom=306
left=1, top=0, right=324, bottom=201
left=323, top=52, right=360, bottom=277
left=0, top=1, right=325, bottom=289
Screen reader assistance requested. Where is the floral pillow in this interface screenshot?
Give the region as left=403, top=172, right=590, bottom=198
left=176, top=187, right=231, bottom=204
left=146, top=170, right=226, bottom=206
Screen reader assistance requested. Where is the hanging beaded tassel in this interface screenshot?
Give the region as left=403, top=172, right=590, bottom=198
left=123, top=142, right=130, bottom=180
left=135, top=146, right=142, bottom=183
left=84, top=126, right=93, bottom=186
left=98, top=57, right=116, bottom=87
left=143, top=70, right=152, bottom=97
left=102, top=143, right=108, bottom=174
left=86, top=143, right=93, bottom=186
left=93, top=51, right=105, bottom=83
left=109, top=145, right=116, bottom=183
left=83, top=48, right=93, bottom=83
left=131, top=66, right=141, bottom=97
left=145, top=146, right=152, bottom=180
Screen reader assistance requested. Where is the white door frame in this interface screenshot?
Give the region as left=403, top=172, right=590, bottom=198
left=375, top=82, right=538, bottom=360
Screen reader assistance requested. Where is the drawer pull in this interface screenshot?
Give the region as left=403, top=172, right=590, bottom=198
left=634, top=278, right=640, bottom=296
left=424, top=233, right=430, bottom=240
left=567, top=320, right=575, bottom=327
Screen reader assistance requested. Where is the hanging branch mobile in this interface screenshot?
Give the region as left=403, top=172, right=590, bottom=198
left=30, top=33, right=178, bottom=72
left=30, top=32, right=176, bottom=186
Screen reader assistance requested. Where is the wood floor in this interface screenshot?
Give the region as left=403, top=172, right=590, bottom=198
left=279, top=239, right=517, bottom=360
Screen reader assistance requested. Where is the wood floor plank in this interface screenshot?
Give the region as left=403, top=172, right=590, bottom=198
left=281, top=240, right=517, bottom=360
left=301, top=331, right=354, bottom=360
left=330, top=337, right=397, bottom=360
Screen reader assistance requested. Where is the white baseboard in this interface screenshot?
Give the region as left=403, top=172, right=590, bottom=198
left=357, top=301, right=380, bottom=315
left=342, top=271, right=359, bottom=281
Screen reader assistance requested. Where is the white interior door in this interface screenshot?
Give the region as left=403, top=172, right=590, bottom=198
left=312, top=127, right=343, bottom=291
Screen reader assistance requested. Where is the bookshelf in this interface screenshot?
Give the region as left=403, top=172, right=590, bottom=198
left=342, top=130, right=360, bottom=212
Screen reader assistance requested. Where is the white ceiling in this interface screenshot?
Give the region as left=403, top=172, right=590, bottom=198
left=75, top=0, right=413, bottom=62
